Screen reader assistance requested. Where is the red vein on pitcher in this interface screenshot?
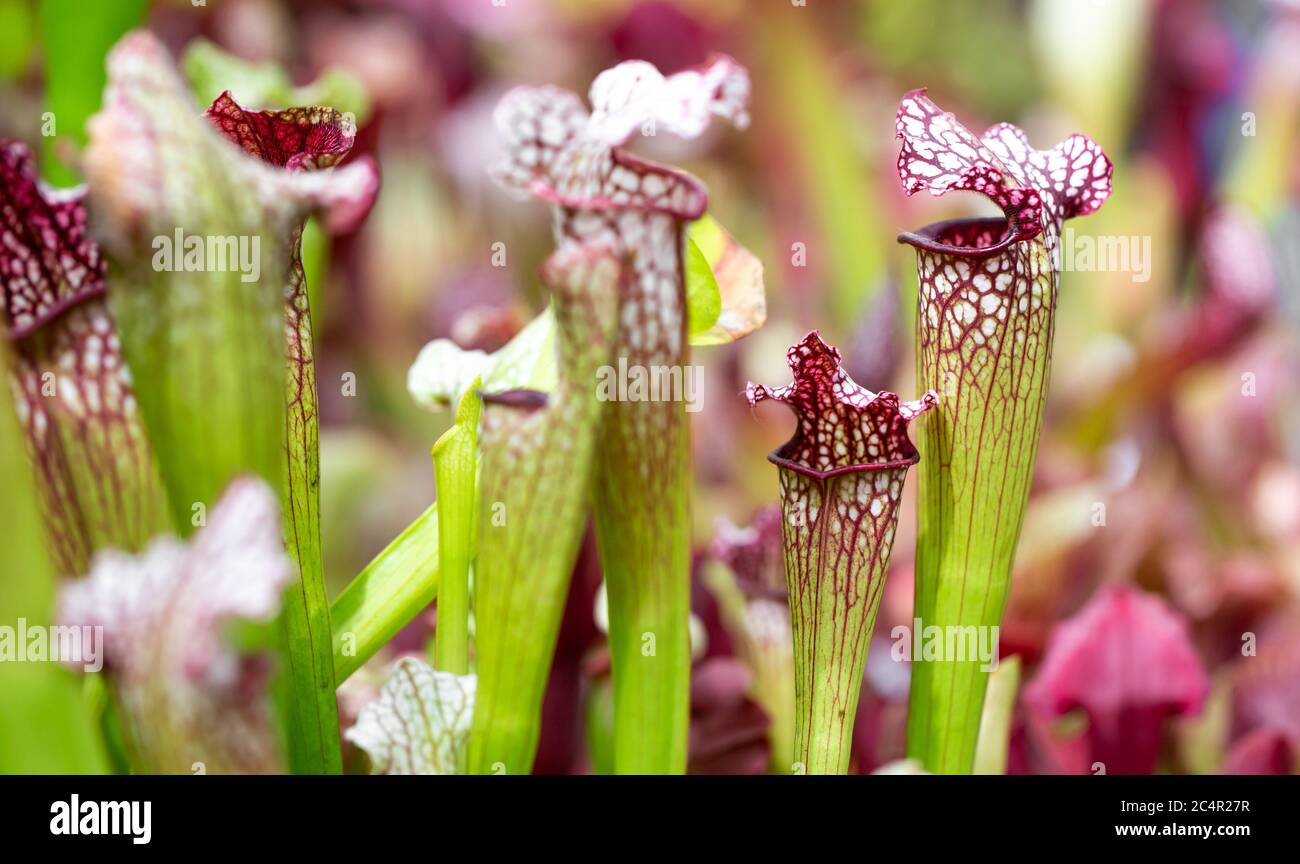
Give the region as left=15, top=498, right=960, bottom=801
left=0, top=142, right=169, bottom=578
left=895, top=88, right=1112, bottom=773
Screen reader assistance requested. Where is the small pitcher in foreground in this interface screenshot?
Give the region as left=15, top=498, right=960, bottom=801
left=747, top=332, right=936, bottom=774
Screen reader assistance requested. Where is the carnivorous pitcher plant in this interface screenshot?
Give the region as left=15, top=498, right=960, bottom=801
left=747, top=332, right=936, bottom=774
left=895, top=89, right=1112, bottom=773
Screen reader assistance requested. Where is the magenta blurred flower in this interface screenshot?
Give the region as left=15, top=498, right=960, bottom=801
left=709, top=504, right=785, bottom=600
left=610, top=1, right=718, bottom=75
left=1224, top=728, right=1294, bottom=775
left=1232, top=629, right=1300, bottom=748
left=1139, top=0, right=1239, bottom=236
left=1026, top=584, right=1210, bottom=775
left=1166, top=206, right=1276, bottom=367
left=428, top=0, right=550, bottom=38
left=687, top=657, right=771, bottom=775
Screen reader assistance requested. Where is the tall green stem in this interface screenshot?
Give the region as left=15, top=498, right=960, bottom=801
left=432, top=386, right=480, bottom=676
left=593, top=402, right=692, bottom=773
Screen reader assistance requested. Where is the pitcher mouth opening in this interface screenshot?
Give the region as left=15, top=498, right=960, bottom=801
left=532, top=149, right=709, bottom=221
left=479, top=389, right=548, bottom=410
left=896, top=216, right=1022, bottom=259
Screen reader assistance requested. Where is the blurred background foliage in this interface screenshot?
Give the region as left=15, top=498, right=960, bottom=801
left=0, top=0, right=1296, bottom=774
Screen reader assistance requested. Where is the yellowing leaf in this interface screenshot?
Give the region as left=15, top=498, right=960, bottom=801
left=686, top=214, right=766, bottom=346
left=685, top=228, right=721, bottom=336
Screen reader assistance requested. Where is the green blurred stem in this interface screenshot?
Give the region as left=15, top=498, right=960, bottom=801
left=593, top=407, right=692, bottom=774
left=331, top=504, right=440, bottom=683
left=431, top=385, right=481, bottom=676
left=300, top=217, right=329, bottom=330
left=584, top=675, right=616, bottom=775
left=1224, top=72, right=1299, bottom=221
left=755, top=6, right=884, bottom=322
left=0, top=345, right=106, bottom=773
left=703, top=562, right=795, bottom=774
left=973, top=656, right=1021, bottom=775
left=583, top=219, right=693, bottom=774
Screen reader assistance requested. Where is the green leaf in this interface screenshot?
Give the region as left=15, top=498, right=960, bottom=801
left=973, top=656, right=1021, bottom=775
left=331, top=504, right=440, bottom=683
left=684, top=222, right=721, bottom=336
left=431, top=381, right=481, bottom=676
left=686, top=214, right=767, bottom=346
